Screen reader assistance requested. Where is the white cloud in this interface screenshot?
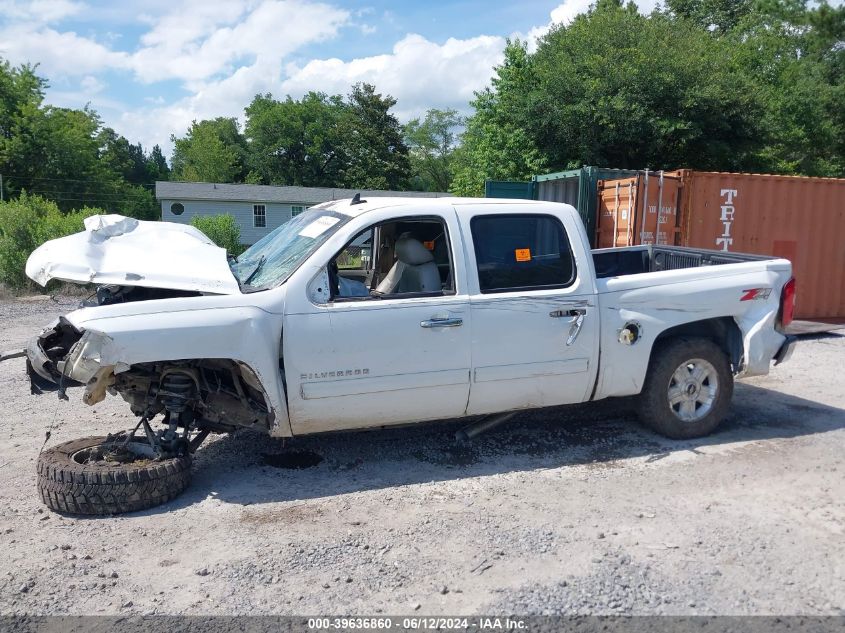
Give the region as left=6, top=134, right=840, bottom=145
left=550, top=0, right=595, bottom=25
left=110, top=0, right=350, bottom=150
left=47, top=75, right=125, bottom=114
left=280, top=33, right=506, bottom=120
left=1, top=0, right=349, bottom=83
left=0, top=23, right=129, bottom=75
left=79, top=74, right=105, bottom=93
left=113, top=60, right=278, bottom=151
left=280, top=1, right=650, bottom=124
left=130, top=0, right=349, bottom=84
left=0, top=0, right=352, bottom=152
left=116, top=30, right=506, bottom=151
left=0, top=0, right=86, bottom=23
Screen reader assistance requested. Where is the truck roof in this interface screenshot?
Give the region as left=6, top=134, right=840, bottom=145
left=315, top=196, right=556, bottom=218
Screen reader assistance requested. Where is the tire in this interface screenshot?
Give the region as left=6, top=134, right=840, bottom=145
left=637, top=337, right=733, bottom=439
left=37, top=436, right=192, bottom=515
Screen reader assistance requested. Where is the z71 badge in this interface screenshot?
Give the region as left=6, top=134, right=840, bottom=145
left=740, top=288, right=772, bottom=301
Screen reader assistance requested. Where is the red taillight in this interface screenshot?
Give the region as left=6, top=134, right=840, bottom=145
left=780, top=277, right=796, bottom=328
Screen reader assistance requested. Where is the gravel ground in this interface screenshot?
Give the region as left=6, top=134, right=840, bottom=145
left=0, top=295, right=843, bottom=616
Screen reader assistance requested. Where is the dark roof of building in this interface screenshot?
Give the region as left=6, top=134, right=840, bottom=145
left=155, top=181, right=450, bottom=204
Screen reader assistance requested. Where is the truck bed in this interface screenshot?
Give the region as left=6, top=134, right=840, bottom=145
left=592, top=245, right=772, bottom=279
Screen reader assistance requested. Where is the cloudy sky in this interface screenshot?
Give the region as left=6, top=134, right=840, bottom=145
left=1, top=0, right=832, bottom=157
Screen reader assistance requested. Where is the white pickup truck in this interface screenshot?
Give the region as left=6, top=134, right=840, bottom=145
left=7, top=197, right=796, bottom=515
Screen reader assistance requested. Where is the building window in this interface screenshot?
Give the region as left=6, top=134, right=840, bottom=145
left=291, top=205, right=305, bottom=217
left=253, top=204, right=266, bottom=228
left=170, top=202, right=184, bottom=216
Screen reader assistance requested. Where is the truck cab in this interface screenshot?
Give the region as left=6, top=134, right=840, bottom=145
left=281, top=198, right=599, bottom=435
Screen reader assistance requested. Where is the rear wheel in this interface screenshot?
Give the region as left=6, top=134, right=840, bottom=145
left=637, top=337, right=733, bottom=439
left=37, top=435, right=192, bottom=515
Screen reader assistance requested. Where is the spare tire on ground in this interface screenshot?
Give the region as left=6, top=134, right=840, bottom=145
left=37, top=436, right=192, bottom=515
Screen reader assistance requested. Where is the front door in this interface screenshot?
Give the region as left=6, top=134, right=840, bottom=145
left=284, top=210, right=472, bottom=435
left=457, top=207, right=599, bottom=415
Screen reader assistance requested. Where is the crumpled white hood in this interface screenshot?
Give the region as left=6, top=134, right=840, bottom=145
left=25, top=214, right=241, bottom=294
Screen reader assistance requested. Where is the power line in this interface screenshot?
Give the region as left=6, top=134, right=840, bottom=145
left=2, top=174, right=158, bottom=188
left=27, top=188, right=157, bottom=200
left=28, top=196, right=158, bottom=205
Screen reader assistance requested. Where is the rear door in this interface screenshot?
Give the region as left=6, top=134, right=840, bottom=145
left=457, top=204, right=599, bottom=415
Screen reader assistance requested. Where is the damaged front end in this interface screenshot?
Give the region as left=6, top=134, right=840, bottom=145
left=10, top=213, right=287, bottom=460
left=23, top=318, right=273, bottom=458
left=25, top=318, right=86, bottom=397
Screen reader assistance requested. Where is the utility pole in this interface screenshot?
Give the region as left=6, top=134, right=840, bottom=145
left=0, top=173, right=4, bottom=202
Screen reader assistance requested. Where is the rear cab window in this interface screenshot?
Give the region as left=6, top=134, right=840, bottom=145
left=470, top=214, right=576, bottom=293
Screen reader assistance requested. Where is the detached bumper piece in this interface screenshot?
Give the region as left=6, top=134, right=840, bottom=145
left=24, top=319, right=84, bottom=396
left=0, top=347, right=59, bottom=395
left=774, top=335, right=797, bottom=365
left=0, top=349, right=26, bottom=363
left=26, top=337, right=62, bottom=395
left=27, top=358, right=61, bottom=395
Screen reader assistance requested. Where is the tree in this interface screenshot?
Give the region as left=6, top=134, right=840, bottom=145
left=454, top=0, right=842, bottom=185
left=0, top=59, right=160, bottom=218
left=244, top=84, right=411, bottom=190
left=404, top=108, right=463, bottom=192
left=0, top=193, right=103, bottom=288
left=98, top=127, right=149, bottom=185
left=245, top=92, right=348, bottom=186
left=527, top=2, right=765, bottom=172
left=0, top=61, right=45, bottom=142
left=730, top=0, right=845, bottom=176
left=451, top=40, right=547, bottom=196
left=341, top=83, right=411, bottom=190
left=145, top=145, right=170, bottom=182
left=170, top=117, right=246, bottom=183
left=666, top=0, right=754, bottom=33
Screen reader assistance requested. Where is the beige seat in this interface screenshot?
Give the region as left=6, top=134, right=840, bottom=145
left=375, top=236, right=441, bottom=294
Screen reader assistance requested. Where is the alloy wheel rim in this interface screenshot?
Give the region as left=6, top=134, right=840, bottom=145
left=667, top=358, right=719, bottom=422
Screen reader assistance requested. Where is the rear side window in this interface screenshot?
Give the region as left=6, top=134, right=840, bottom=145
left=470, top=214, right=576, bottom=293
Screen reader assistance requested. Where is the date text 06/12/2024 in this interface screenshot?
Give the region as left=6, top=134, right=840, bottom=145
left=307, top=617, right=528, bottom=630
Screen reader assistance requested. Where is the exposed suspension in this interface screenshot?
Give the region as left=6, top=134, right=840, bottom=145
left=159, top=370, right=197, bottom=415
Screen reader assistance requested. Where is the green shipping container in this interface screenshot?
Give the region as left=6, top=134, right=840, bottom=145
left=533, top=167, right=638, bottom=246
left=484, top=179, right=535, bottom=199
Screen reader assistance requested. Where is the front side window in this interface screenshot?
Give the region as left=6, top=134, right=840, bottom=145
left=253, top=204, right=266, bottom=228
left=470, top=214, right=575, bottom=293
left=330, top=216, right=453, bottom=300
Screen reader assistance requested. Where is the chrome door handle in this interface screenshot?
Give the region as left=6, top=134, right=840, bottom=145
left=550, top=308, right=587, bottom=318
left=566, top=310, right=586, bottom=346
left=420, top=317, right=463, bottom=328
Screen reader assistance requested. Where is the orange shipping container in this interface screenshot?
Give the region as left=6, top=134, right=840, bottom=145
left=596, top=171, right=683, bottom=249
left=678, top=170, right=845, bottom=321
left=597, top=169, right=845, bottom=320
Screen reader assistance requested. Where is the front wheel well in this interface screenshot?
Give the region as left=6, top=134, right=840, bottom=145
left=112, top=358, right=272, bottom=432
left=650, top=317, right=743, bottom=373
